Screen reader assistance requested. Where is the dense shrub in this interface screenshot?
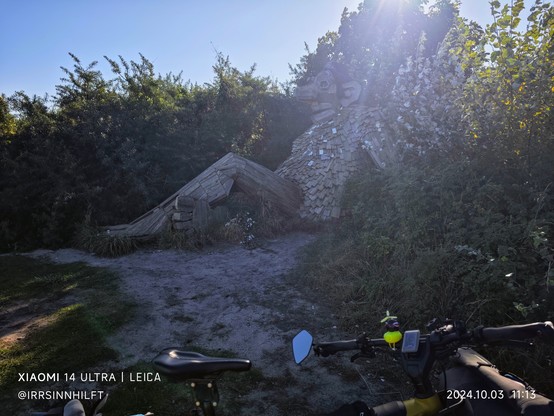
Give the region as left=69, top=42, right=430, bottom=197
left=297, top=155, right=554, bottom=393
left=290, top=0, right=554, bottom=397
left=0, top=54, right=309, bottom=251
left=295, top=0, right=554, bottom=327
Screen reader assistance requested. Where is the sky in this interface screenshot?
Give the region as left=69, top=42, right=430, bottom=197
left=0, top=0, right=535, bottom=98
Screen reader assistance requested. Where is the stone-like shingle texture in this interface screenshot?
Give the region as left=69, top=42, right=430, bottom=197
left=276, top=105, right=394, bottom=221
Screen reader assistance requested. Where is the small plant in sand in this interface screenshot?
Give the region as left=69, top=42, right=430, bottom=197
left=224, top=212, right=257, bottom=248
left=158, top=227, right=195, bottom=250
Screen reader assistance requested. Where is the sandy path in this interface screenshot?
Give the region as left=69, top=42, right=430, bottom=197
left=28, top=233, right=383, bottom=415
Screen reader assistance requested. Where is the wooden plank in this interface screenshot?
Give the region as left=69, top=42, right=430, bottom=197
left=188, top=187, right=206, bottom=200
left=218, top=166, right=238, bottom=178
left=193, top=199, right=209, bottom=230
left=175, top=195, right=195, bottom=210
left=221, top=177, right=234, bottom=195
left=172, top=212, right=193, bottom=222
left=107, top=152, right=301, bottom=237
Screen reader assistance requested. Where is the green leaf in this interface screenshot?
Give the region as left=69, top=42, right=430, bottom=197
left=512, top=0, right=525, bottom=17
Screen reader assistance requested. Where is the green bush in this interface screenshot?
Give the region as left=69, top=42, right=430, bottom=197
left=313, top=159, right=554, bottom=328
left=297, top=157, right=554, bottom=394
left=0, top=53, right=309, bottom=252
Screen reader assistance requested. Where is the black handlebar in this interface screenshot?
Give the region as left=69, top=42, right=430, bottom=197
left=475, top=321, right=554, bottom=344
left=313, top=321, right=554, bottom=358
left=314, top=339, right=359, bottom=356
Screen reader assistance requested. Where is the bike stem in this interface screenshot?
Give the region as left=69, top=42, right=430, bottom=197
left=188, top=379, right=219, bottom=416
left=400, top=335, right=435, bottom=398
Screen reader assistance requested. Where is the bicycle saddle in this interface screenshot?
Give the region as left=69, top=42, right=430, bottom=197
left=152, top=349, right=251, bottom=380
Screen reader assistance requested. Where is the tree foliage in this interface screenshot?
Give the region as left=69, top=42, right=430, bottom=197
left=0, top=0, right=553, bottom=397
left=0, top=53, right=309, bottom=250
left=295, top=0, right=554, bottom=394
left=290, top=0, right=457, bottom=105
left=459, top=0, right=554, bottom=175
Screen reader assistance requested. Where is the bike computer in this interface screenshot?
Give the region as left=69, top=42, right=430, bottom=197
left=402, top=330, right=420, bottom=353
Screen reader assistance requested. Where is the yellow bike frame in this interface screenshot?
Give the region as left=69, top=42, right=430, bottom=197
left=403, top=394, right=443, bottom=416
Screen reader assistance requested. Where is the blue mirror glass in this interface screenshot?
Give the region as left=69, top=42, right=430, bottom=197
left=292, top=330, right=313, bottom=364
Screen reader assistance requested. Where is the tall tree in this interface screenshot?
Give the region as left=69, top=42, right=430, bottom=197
left=458, top=0, right=554, bottom=176
left=290, top=0, right=457, bottom=105
left=0, top=95, right=17, bottom=139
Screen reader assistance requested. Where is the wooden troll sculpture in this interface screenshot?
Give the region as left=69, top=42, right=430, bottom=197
left=108, top=63, right=397, bottom=238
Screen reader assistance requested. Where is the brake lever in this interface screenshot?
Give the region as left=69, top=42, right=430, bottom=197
left=352, top=333, right=378, bottom=362
left=313, top=346, right=325, bottom=357
left=351, top=349, right=376, bottom=362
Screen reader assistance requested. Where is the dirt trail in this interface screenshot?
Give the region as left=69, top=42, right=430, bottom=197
left=28, top=233, right=386, bottom=415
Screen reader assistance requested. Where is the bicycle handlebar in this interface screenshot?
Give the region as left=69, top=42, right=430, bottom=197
left=314, top=339, right=360, bottom=356
left=475, top=321, right=554, bottom=344
left=313, top=321, right=554, bottom=358
left=303, top=320, right=554, bottom=416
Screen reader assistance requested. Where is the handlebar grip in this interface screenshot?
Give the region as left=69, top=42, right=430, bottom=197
left=477, top=321, right=554, bottom=344
left=370, top=400, right=406, bottom=416
left=314, top=339, right=358, bottom=356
